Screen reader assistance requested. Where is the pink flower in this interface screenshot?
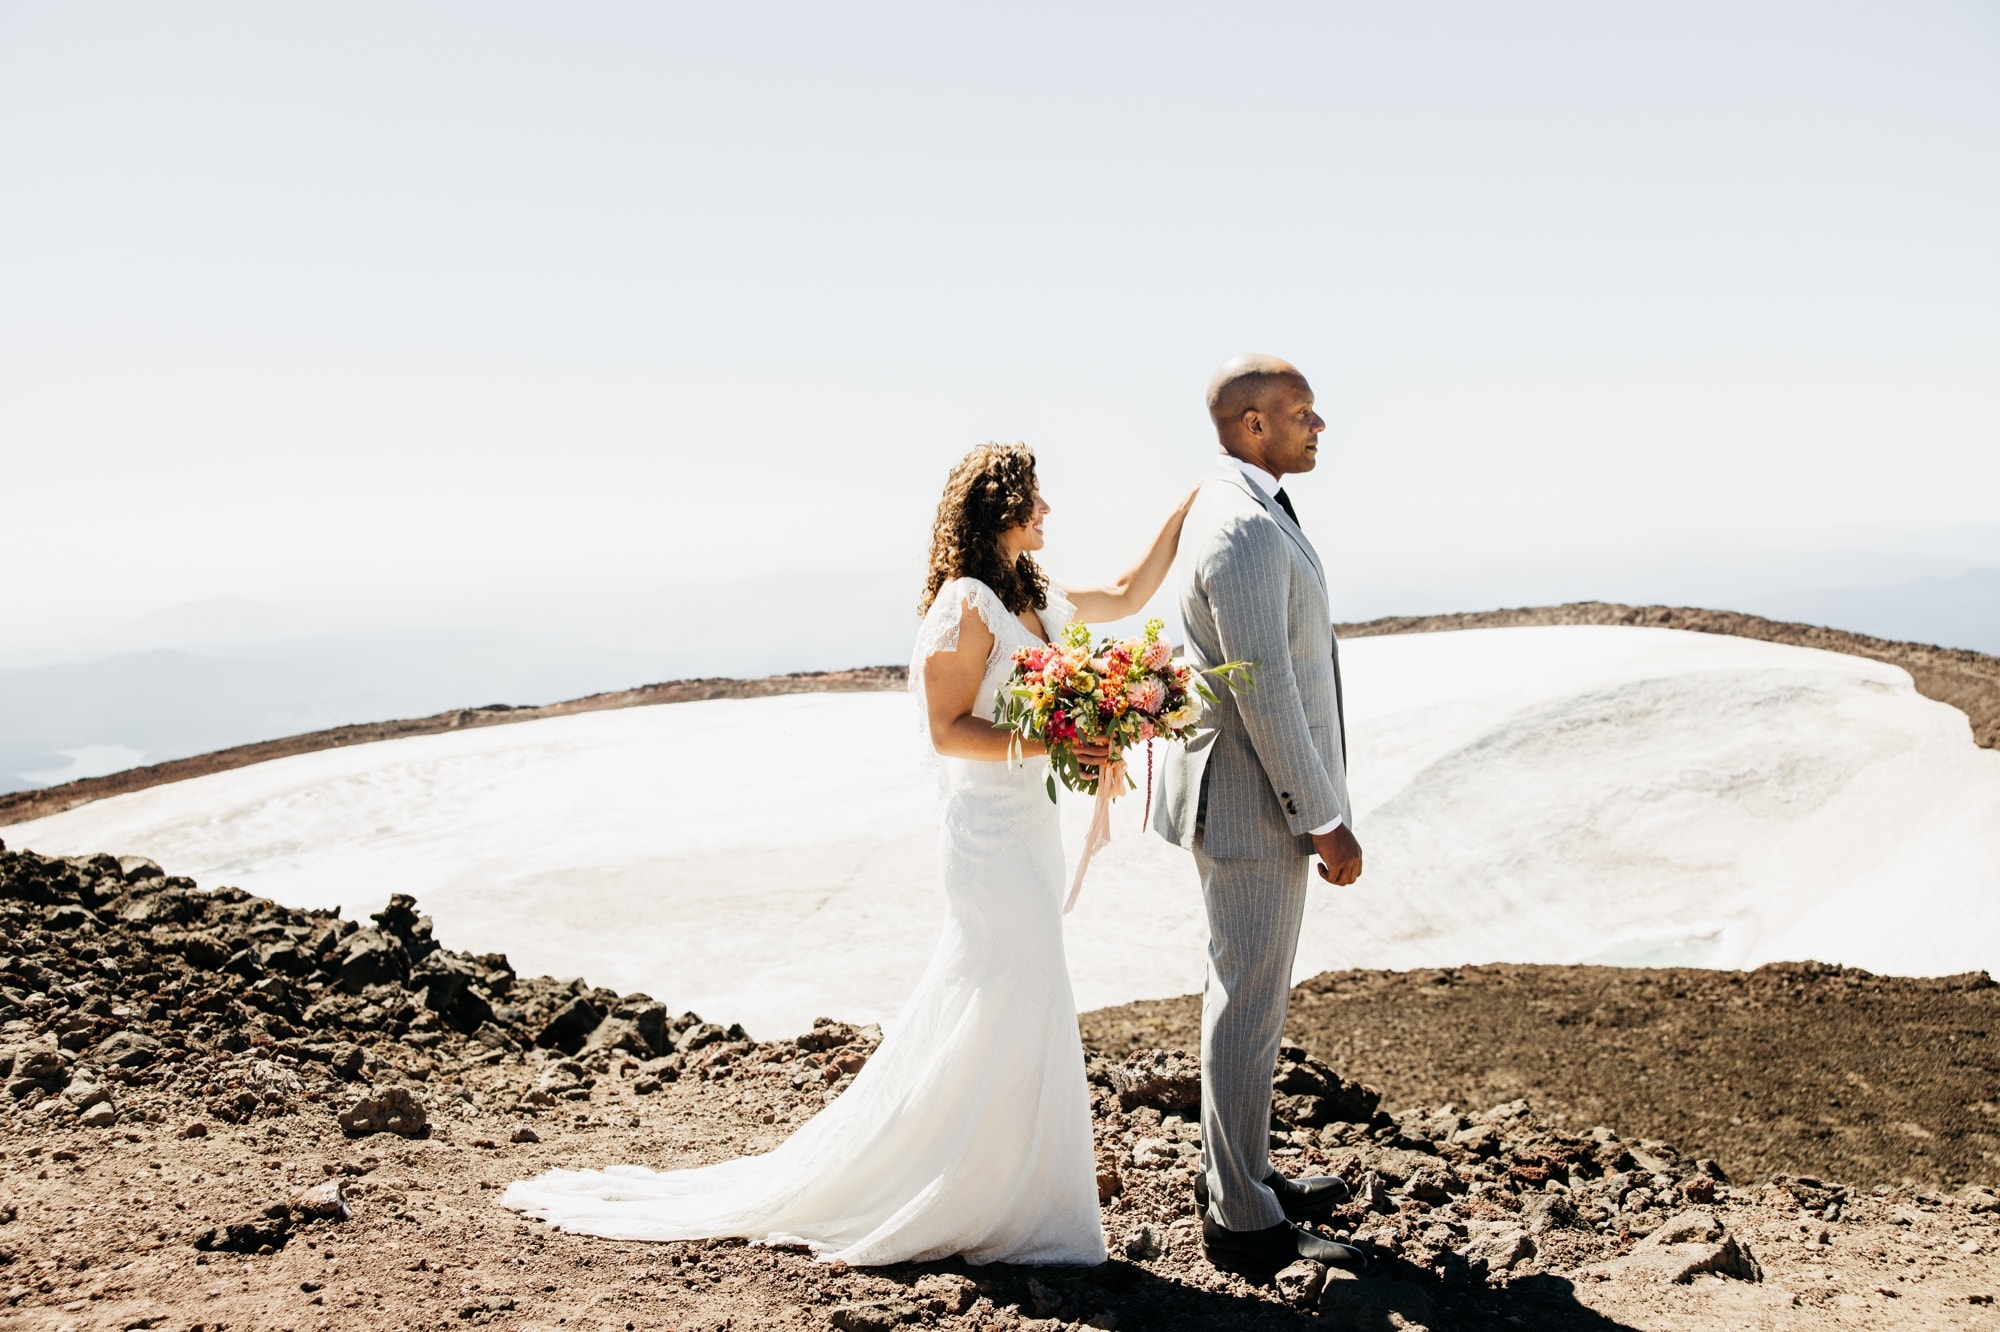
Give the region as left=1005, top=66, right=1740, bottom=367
left=1129, top=677, right=1167, bottom=715
left=1143, top=640, right=1172, bottom=671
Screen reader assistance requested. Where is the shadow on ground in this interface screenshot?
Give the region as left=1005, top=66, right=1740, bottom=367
left=863, top=1255, right=1641, bottom=1332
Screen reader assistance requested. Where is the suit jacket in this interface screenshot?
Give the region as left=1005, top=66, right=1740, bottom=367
left=1152, top=461, right=1351, bottom=860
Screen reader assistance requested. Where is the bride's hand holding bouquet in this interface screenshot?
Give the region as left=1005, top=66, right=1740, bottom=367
left=996, top=616, right=1250, bottom=909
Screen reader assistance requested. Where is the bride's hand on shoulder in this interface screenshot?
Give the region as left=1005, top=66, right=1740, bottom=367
left=1062, top=484, right=1201, bottom=622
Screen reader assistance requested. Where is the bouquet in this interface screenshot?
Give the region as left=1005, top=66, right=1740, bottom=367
left=996, top=617, right=1250, bottom=910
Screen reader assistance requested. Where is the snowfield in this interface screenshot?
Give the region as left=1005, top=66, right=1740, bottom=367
left=8, top=626, right=1998, bottom=1039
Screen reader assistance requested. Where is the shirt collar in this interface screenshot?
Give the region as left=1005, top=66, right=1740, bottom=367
left=1219, top=454, right=1282, bottom=498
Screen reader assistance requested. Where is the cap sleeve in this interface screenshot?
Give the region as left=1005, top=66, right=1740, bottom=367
left=1040, top=583, right=1079, bottom=641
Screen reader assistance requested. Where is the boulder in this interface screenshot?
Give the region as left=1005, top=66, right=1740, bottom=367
left=1460, top=1227, right=1534, bottom=1274
left=829, top=1302, right=921, bottom=1331
left=582, top=1015, right=659, bottom=1060
left=911, top=1273, right=977, bottom=1316
left=1402, top=1160, right=1458, bottom=1204
left=1647, top=1209, right=1725, bottom=1246
left=1275, top=1259, right=1326, bottom=1309
left=1451, top=1123, right=1501, bottom=1158
left=11, top=1035, right=69, bottom=1083
left=93, top=1030, right=161, bottom=1069
left=289, top=1179, right=350, bottom=1221
left=337, top=1085, right=428, bottom=1138
left=259, top=941, right=312, bottom=976
left=63, top=1079, right=111, bottom=1111
left=409, top=953, right=494, bottom=1033
left=116, top=856, right=165, bottom=882
left=1105, top=1048, right=1202, bottom=1114
left=1271, top=1046, right=1381, bottom=1126
left=675, top=1020, right=734, bottom=1054
left=1522, top=1191, right=1589, bottom=1235
left=612, top=997, right=670, bottom=1054
left=178, top=932, right=232, bottom=971
left=369, top=894, right=436, bottom=962
left=472, top=1021, right=519, bottom=1052
left=1611, top=1232, right=1763, bottom=1285
left=335, top=929, right=409, bottom=993
left=535, top=996, right=605, bottom=1054
left=194, top=1203, right=291, bottom=1254
left=1123, top=1223, right=1166, bottom=1261
left=44, top=904, right=97, bottom=932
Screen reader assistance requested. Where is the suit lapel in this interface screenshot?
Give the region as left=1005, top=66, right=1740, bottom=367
left=1210, top=464, right=1327, bottom=588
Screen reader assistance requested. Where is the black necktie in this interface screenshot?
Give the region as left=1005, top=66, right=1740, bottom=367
left=1272, top=486, right=1299, bottom=527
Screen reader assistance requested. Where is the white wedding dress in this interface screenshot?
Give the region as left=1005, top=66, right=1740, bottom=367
left=500, top=577, right=1106, bottom=1267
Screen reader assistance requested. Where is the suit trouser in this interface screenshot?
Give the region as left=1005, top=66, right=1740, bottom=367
left=1193, top=843, right=1310, bottom=1231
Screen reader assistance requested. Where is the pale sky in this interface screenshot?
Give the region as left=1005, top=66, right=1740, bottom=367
left=3, top=1, right=1997, bottom=653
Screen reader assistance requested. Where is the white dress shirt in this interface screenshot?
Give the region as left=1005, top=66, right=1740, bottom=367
left=1217, top=454, right=1344, bottom=839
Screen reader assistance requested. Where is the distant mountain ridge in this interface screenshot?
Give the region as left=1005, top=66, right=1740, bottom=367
left=1744, top=567, right=2000, bottom=656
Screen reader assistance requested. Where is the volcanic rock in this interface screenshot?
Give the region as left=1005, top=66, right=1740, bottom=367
left=1522, top=1190, right=1589, bottom=1235
left=1272, top=1043, right=1382, bottom=1126
left=1609, top=1211, right=1763, bottom=1284
left=337, top=1085, right=428, bottom=1137
left=1275, top=1259, right=1326, bottom=1308
left=10, top=1036, right=68, bottom=1084
left=193, top=1203, right=291, bottom=1254
left=1460, top=1227, right=1534, bottom=1274
left=289, top=1179, right=350, bottom=1221
left=829, top=1301, right=921, bottom=1332
left=534, top=996, right=604, bottom=1054
left=1123, top=1223, right=1165, bottom=1261
left=1102, top=1048, right=1201, bottom=1114
left=92, top=1030, right=161, bottom=1068
left=336, top=929, right=409, bottom=993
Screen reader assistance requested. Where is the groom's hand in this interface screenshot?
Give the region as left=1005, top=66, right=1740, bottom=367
left=1312, top=825, right=1364, bottom=887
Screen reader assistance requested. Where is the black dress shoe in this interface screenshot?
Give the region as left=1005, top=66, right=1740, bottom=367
left=1201, top=1212, right=1367, bottom=1277
left=1193, top=1169, right=1352, bottom=1221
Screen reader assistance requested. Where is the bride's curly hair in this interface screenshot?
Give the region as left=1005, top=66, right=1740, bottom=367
left=919, top=443, right=1050, bottom=617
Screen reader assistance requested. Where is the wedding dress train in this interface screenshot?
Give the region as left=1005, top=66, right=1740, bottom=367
left=500, top=578, right=1106, bottom=1266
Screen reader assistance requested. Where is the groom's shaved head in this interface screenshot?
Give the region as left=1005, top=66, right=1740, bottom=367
left=1206, top=353, right=1325, bottom=478
left=1206, top=354, right=1307, bottom=429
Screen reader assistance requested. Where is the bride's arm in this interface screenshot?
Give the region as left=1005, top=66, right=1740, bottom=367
left=922, top=604, right=1031, bottom=762
left=922, top=599, right=1112, bottom=768
left=1062, top=486, right=1199, bottom=622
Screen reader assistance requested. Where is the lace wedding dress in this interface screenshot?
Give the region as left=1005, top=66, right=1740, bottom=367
left=500, top=577, right=1106, bottom=1267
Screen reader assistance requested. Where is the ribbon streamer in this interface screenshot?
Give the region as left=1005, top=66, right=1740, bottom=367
left=1064, top=758, right=1126, bottom=914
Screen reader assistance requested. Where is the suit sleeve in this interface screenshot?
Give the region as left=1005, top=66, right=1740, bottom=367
left=1202, top=517, right=1343, bottom=836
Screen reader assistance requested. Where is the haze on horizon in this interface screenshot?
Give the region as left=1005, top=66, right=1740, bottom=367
left=2, top=2, right=1997, bottom=789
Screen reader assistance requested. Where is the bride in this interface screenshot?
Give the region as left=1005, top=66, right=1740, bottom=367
left=501, top=442, right=1194, bottom=1266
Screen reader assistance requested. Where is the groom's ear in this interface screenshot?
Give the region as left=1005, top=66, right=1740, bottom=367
left=1240, top=408, right=1265, bottom=437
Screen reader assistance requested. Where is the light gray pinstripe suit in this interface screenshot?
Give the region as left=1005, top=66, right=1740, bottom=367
left=1151, top=460, right=1352, bottom=1230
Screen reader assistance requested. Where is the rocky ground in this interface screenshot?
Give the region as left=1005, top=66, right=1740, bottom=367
left=1083, top=964, right=2000, bottom=1193
left=4, top=845, right=1999, bottom=1331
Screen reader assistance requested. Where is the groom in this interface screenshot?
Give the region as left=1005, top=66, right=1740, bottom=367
left=1153, top=353, right=1367, bottom=1275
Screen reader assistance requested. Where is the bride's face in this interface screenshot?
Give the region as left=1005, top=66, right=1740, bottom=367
left=999, top=490, right=1050, bottom=558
